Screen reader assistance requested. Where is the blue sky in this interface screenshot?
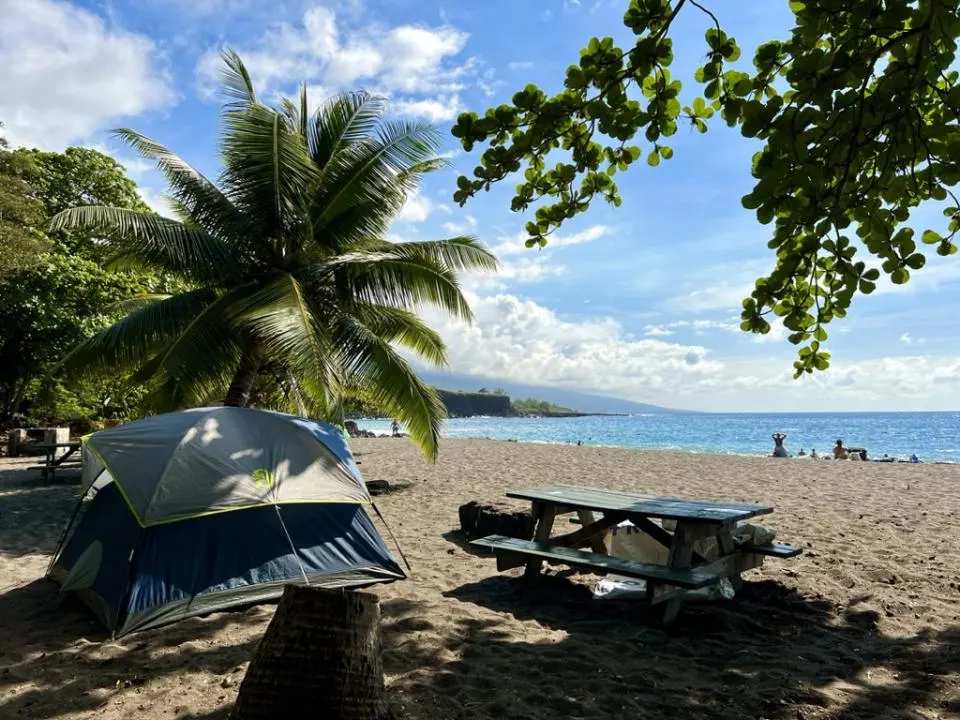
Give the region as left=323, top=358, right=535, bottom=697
left=2, top=0, right=959, bottom=411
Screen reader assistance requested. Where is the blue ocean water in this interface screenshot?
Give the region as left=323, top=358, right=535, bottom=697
left=355, top=412, right=960, bottom=462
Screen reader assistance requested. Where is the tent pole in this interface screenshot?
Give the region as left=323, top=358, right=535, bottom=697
left=274, top=505, right=310, bottom=586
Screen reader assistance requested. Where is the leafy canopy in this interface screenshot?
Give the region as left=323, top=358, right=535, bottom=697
left=452, top=0, right=960, bottom=375
left=0, top=143, right=177, bottom=427
left=51, top=51, right=497, bottom=460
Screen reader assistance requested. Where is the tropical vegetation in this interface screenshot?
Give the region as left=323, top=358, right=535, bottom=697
left=45, top=51, right=496, bottom=460
left=452, top=0, right=960, bottom=376
left=0, top=142, right=181, bottom=427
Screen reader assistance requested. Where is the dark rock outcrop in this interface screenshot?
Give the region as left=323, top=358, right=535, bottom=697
left=458, top=501, right=534, bottom=540
left=438, top=390, right=512, bottom=418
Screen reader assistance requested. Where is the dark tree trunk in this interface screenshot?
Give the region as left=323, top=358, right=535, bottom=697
left=232, top=586, right=390, bottom=720
left=224, top=341, right=265, bottom=407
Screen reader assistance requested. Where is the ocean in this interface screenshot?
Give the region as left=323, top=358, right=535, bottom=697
left=354, top=412, right=960, bottom=463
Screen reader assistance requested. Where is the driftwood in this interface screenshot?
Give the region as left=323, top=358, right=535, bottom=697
left=232, top=586, right=390, bottom=720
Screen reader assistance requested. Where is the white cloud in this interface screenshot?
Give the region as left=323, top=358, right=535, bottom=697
left=419, top=290, right=960, bottom=409
left=900, top=332, right=913, bottom=345
left=492, top=224, right=612, bottom=256
left=442, top=215, right=478, bottom=234
left=396, top=191, right=433, bottom=223
left=644, top=325, right=674, bottom=337
left=0, top=0, right=176, bottom=149
left=391, top=95, right=463, bottom=122
left=507, top=61, right=535, bottom=70
left=667, top=282, right=753, bottom=313
left=644, top=319, right=738, bottom=338
left=418, top=292, right=724, bottom=401
left=195, top=7, right=475, bottom=120
left=138, top=187, right=178, bottom=219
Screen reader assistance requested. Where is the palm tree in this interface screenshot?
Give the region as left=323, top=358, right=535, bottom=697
left=50, top=51, right=497, bottom=460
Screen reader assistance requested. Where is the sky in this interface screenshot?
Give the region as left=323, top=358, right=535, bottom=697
left=2, top=0, right=959, bottom=412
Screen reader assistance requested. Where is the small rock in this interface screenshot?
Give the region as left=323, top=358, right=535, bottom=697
left=221, top=677, right=235, bottom=689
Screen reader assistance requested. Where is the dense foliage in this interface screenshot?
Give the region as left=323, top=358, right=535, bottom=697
left=0, top=128, right=48, bottom=275
left=452, top=0, right=960, bottom=375
left=512, top=398, right=577, bottom=415
left=51, top=52, right=496, bottom=460
left=0, top=144, right=174, bottom=428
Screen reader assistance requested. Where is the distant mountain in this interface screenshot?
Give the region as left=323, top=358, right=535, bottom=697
left=416, top=370, right=690, bottom=415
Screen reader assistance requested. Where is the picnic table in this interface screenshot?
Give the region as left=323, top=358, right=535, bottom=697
left=30, top=441, right=82, bottom=483
left=471, top=483, right=801, bottom=625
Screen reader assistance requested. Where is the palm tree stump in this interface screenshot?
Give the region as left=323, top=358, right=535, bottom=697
left=232, top=586, right=389, bottom=720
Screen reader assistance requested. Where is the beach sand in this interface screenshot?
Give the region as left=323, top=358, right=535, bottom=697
left=1, top=439, right=959, bottom=719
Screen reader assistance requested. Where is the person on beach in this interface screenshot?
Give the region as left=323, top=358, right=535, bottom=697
left=798, top=448, right=807, bottom=457
left=833, top=439, right=848, bottom=460
left=771, top=432, right=789, bottom=458
left=391, top=420, right=400, bottom=437
left=810, top=448, right=819, bottom=459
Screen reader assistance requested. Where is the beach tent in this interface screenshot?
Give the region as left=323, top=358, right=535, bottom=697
left=46, top=407, right=404, bottom=636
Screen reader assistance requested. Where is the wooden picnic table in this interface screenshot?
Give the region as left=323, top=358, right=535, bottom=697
left=471, top=483, right=800, bottom=625
left=31, top=441, right=82, bottom=482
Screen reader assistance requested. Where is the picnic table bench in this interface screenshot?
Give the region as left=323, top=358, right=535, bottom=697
left=471, top=483, right=801, bottom=625
left=29, top=441, right=82, bottom=483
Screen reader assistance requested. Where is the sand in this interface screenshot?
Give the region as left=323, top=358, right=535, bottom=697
left=1, top=440, right=959, bottom=720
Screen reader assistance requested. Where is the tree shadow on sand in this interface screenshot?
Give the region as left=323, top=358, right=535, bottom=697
left=0, top=577, right=272, bottom=719
left=379, top=575, right=959, bottom=720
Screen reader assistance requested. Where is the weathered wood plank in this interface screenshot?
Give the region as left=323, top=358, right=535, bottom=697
left=661, top=522, right=696, bottom=625
left=506, top=484, right=772, bottom=523
left=576, top=510, right=610, bottom=553
left=524, top=504, right=557, bottom=579
left=742, top=541, right=802, bottom=558
left=471, top=536, right=721, bottom=588
left=553, top=514, right=619, bottom=551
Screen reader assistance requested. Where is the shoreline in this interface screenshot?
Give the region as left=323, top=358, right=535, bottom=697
left=356, top=433, right=960, bottom=465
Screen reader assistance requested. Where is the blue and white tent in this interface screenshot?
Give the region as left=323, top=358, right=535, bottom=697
left=47, top=407, right=404, bottom=636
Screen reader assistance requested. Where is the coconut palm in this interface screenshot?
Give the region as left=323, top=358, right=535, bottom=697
left=50, top=51, right=497, bottom=460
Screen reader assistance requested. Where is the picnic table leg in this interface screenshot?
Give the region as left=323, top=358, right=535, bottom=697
left=524, top=502, right=557, bottom=579
left=716, top=527, right=743, bottom=590
left=661, top=522, right=695, bottom=626
left=576, top=510, right=610, bottom=554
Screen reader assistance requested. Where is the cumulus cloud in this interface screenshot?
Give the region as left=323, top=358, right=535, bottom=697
left=395, top=192, right=434, bottom=223
left=442, top=215, right=478, bottom=234
left=0, top=0, right=176, bottom=149
left=417, top=292, right=724, bottom=402
left=492, top=224, right=612, bottom=256
left=194, top=7, right=476, bottom=120
left=644, top=325, right=674, bottom=337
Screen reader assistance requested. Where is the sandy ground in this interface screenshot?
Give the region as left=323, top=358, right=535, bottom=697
left=1, top=439, right=959, bottom=720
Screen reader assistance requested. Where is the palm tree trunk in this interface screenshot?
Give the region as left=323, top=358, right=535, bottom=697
left=232, top=586, right=390, bottom=720
left=224, top=341, right=265, bottom=407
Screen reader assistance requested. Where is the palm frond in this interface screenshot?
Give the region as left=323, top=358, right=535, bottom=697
left=112, top=129, right=247, bottom=243
left=50, top=207, right=240, bottom=284
left=373, top=236, right=499, bottom=273
left=313, top=119, right=444, bottom=241
left=57, top=289, right=218, bottom=376
left=396, top=157, right=449, bottom=184
left=229, top=272, right=334, bottom=383
left=310, top=92, right=387, bottom=171
left=355, top=305, right=448, bottom=367
left=139, top=284, right=253, bottom=398
left=317, top=238, right=496, bottom=321
left=106, top=294, right=174, bottom=314
left=220, top=48, right=257, bottom=107
left=221, top=102, right=317, bottom=239
left=330, top=312, right=446, bottom=461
